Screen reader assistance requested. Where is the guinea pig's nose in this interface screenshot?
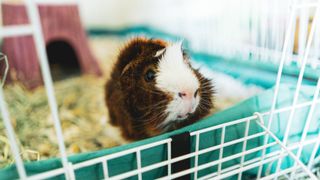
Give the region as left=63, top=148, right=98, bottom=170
left=178, top=92, right=187, bottom=98
left=178, top=91, right=194, bottom=100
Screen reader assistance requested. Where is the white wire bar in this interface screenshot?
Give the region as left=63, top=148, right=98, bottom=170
left=25, top=0, right=71, bottom=179
left=0, top=53, right=9, bottom=87
left=217, top=126, right=225, bottom=176
left=193, top=133, right=200, bottom=179
left=167, top=141, right=172, bottom=176
left=237, top=119, right=250, bottom=180
left=255, top=115, right=318, bottom=180
left=102, top=160, right=109, bottom=179
left=0, top=74, right=27, bottom=179
left=290, top=77, right=320, bottom=178
left=297, top=7, right=309, bottom=67
left=257, top=2, right=297, bottom=177
left=308, top=131, right=320, bottom=169
left=275, top=1, right=320, bottom=174
left=136, top=150, right=142, bottom=180
left=0, top=25, right=33, bottom=37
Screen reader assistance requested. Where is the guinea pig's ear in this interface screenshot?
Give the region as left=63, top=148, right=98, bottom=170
left=176, top=40, right=190, bottom=62
left=177, top=40, right=183, bottom=50
left=119, top=62, right=135, bottom=90
left=154, top=48, right=166, bottom=57
left=154, top=40, right=184, bottom=58
left=120, top=61, right=134, bottom=77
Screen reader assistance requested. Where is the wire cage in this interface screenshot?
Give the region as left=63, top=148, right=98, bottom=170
left=0, top=0, right=320, bottom=180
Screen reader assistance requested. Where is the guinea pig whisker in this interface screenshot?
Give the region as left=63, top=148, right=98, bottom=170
left=137, top=110, right=168, bottom=126
left=200, top=87, right=213, bottom=91
left=199, top=100, right=212, bottom=107
left=198, top=105, right=211, bottom=113
left=200, top=79, right=213, bottom=83
left=135, top=110, right=158, bottom=120
left=200, top=93, right=214, bottom=98
left=201, top=88, right=213, bottom=92
left=200, top=84, right=213, bottom=88
left=200, top=77, right=211, bottom=81
left=197, top=104, right=209, bottom=113
left=199, top=78, right=210, bottom=82
left=201, top=84, right=213, bottom=87
left=132, top=112, right=167, bottom=129
left=138, top=100, right=168, bottom=110
left=196, top=106, right=204, bottom=113
left=136, top=106, right=167, bottom=120
left=200, top=94, right=212, bottom=102
left=200, top=95, right=213, bottom=99
left=156, top=119, right=175, bottom=130
left=200, top=98, right=212, bottom=102
left=136, top=112, right=162, bottom=123
left=137, top=86, right=163, bottom=95
left=201, top=87, right=214, bottom=90
left=141, top=110, right=167, bottom=122
left=135, top=105, right=167, bottom=121
left=142, top=115, right=166, bottom=126
left=199, top=102, right=212, bottom=108
left=155, top=120, right=166, bottom=129
left=201, top=102, right=212, bottom=106
left=199, top=78, right=212, bottom=83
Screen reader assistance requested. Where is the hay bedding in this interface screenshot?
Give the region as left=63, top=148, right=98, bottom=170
left=0, top=37, right=263, bottom=168
left=0, top=37, right=123, bottom=168
left=0, top=76, right=120, bottom=168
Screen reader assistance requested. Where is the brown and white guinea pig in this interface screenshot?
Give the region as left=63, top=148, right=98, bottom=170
left=105, top=38, right=214, bottom=141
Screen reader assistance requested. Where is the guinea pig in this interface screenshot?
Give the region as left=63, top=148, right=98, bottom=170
left=105, top=38, right=214, bottom=141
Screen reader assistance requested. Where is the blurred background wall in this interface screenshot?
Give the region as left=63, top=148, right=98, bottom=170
left=77, top=0, right=294, bottom=61
left=2, top=0, right=318, bottom=67
left=79, top=0, right=195, bottom=29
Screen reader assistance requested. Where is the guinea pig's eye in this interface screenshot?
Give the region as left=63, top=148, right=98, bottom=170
left=145, top=69, right=156, bottom=82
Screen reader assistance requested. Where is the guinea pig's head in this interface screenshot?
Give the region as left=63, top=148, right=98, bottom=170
left=119, top=38, right=213, bottom=132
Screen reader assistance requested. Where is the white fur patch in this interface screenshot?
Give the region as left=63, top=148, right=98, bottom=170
left=155, top=42, right=200, bottom=127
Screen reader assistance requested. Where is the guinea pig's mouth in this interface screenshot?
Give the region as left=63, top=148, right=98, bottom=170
left=177, top=113, right=192, bottom=120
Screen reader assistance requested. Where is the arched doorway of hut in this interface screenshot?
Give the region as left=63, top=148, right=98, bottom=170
left=46, top=40, right=81, bottom=81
